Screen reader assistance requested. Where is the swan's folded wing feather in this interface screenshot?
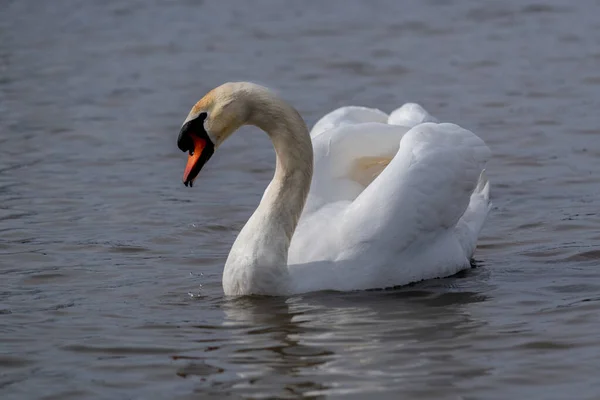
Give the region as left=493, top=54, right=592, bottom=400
left=388, top=103, right=438, bottom=127
left=310, top=106, right=388, bottom=138
left=338, top=122, right=491, bottom=259
left=306, top=122, right=409, bottom=210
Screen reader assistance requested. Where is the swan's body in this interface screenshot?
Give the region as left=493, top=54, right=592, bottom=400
left=177, top=82, right=491, bottom=296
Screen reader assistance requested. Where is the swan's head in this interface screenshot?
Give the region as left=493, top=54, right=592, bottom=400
left=177, top=82, right=256, bottom=187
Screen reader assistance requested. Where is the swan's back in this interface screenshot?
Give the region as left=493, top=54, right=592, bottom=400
left=288, top=104, right=491, bottom=293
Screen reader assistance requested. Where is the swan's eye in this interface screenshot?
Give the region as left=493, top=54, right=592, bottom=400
left=177, top=112, right=208, bottom=153
left=196, top=112, right=207, bottom=122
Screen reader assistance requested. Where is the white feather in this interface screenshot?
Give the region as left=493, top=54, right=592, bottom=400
left=288, top=118, right=491, bottom=293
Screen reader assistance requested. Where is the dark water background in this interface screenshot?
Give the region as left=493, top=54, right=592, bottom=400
left=2, top=0, right=600, bottom=398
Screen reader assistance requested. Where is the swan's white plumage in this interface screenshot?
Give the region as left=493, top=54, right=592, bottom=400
left=294, top=104, right=491, bottom=293
left=310, top=106, right=388, bottom=138
left=387, top=102, right=438, bottom=126
left=288, top=117, right=491, bottom=293
left=183, top=83, right=491, bottom=296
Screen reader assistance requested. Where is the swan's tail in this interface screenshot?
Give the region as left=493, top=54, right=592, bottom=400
left=456, top=170, right=491, bottom=258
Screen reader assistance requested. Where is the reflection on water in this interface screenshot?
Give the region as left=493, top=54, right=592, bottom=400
left=2, top=0, right=600, bottom=398
left=191, top=275, right=489, bottom=398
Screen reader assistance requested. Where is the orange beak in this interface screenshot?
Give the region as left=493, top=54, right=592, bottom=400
left=183, top=135, right=207, bottom=187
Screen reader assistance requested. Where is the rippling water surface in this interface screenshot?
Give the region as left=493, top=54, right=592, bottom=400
left=2, top=0, right=600, bottom=398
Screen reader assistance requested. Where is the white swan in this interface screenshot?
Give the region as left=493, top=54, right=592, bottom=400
left=177, top=82, right=491, bottom=296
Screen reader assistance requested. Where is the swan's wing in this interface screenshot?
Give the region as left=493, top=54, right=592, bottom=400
left=387, top=103, right=438, bottom=127
left=310, top=106, right=388, bottom=138
left=338, top=122, right=491, bottom=259
left=455, top=170, right=491, bottom=258
left=306, top=122, right=410, bottom=211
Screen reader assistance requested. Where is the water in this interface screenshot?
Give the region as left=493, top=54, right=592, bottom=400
left=1, top=0, right=600, bottom=398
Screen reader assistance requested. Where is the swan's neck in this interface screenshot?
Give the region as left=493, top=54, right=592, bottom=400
left=223, top=95, right=313, bottom=295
